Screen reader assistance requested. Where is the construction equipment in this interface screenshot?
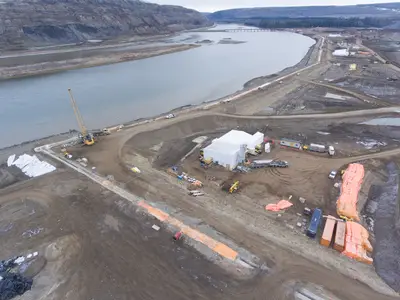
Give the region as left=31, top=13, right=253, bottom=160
left=67, top=88, right=95, bottom=146
left=229, top=181, right=239, bottom=193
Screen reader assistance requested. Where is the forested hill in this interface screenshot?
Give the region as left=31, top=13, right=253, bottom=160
left=208, top=3, right=400, bottom=20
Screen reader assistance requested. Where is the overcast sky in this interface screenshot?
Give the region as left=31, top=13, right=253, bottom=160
left=151, top=0, right=400, bottom=13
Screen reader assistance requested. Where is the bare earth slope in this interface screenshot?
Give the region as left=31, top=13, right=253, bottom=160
left=0, top=0, right=211, bottom=50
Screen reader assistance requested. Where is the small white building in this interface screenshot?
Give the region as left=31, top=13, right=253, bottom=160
left=333, top=49, right=350, bottom=57
left=202, top=130, right=264, bottom=170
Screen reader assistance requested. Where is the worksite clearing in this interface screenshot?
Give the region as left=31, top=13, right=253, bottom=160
left=3, top=31, right=400, bottom=300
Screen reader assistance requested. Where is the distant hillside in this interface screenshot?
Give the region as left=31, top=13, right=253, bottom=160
left=0, top=0, right=212, bottom=50
left=209, top=2, right=400, bottom=20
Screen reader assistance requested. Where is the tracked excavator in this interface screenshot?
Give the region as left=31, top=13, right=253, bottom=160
left=68, top=88, right=95, bottom=146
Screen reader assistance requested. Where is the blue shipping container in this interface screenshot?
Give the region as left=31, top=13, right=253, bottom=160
left=307, top=208, right=322, bottom=238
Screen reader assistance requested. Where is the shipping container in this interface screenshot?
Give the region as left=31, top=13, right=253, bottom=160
left=307, top=208, right=322, bottom=238
left=334, top=221, right=346, bottom=252
left=320, top=217, right=336, bottom=247
left=309, top=143, right=326, bottom=153
left=280, top=139, right=302, bottom=149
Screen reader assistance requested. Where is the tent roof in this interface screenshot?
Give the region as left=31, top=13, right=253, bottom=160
left=203, top=141, right=239, bottom=155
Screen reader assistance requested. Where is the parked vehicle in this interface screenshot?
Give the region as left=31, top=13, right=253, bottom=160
left=165, top=113, right=175, bottom=119
left=328, top=170, right=337, bottom=179
left=328, top=146, right=335, bottom=156
left=307, top=208, right=322, bottom=238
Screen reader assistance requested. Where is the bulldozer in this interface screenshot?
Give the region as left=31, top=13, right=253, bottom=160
left=68, top=88, right=95, bottom=146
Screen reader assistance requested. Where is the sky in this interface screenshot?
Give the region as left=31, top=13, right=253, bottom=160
left=150, top=0, right=400, bottom=13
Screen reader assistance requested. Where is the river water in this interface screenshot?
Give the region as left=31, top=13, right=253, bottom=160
left=0, top=25, right=314, bottom=148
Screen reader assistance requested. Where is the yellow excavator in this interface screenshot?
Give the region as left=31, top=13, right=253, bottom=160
left=229, top=181, right=239, bottom=193
left=67, top=88, right=95, bottom=146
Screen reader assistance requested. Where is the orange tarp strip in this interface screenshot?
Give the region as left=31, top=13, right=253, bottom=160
left=138, top=201, right=238, bottom=260
left=265, top=200, right=293, bottom=211
left=336, top=163, right=364, bottom=221
left=342, top=221, right=373, bottom=264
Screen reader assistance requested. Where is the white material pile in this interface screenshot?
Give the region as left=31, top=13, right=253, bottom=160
left=7, top=154, right=56, bottom=178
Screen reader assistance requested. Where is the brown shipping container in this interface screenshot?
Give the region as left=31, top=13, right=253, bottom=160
left=334, top=221, right=346, bottom=252
left=320, top=217, right=336, bottom=247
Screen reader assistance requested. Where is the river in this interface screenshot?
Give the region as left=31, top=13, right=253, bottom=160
left=0, top=25, right=315, bottom=148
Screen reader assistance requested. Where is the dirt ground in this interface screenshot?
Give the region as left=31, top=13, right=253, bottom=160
left=2, top=165, right=398, bottom=300
left=55, top=109, right=400, bottom=297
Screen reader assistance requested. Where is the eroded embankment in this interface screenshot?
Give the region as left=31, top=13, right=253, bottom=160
left=373, top=162, right=400, bottom=292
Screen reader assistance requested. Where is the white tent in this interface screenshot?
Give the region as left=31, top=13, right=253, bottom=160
left=203, top=130, right=264, bottom=170
left=212, top=130, right=264, bottom=150
left=203, top=142, right=245, bottom=170
left=333, top=49, right=349, bottom=57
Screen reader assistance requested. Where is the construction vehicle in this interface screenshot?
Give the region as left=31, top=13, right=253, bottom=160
left=67, top=88, right=95, bottom=146
left=328, top=146, right=335, bottom=156
left=229, top=181, right=239, bottom=193
left=303, top=143, right=326, bottom=153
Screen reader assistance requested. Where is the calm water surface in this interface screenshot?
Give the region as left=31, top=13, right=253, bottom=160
left=0, top=25, right=314, bottom=147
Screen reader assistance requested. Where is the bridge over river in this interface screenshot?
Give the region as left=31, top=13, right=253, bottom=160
left=193, top=28, right=270, bottom=33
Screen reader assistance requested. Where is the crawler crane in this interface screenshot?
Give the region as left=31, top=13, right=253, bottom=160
left=68, top=88, right=95, bottom=146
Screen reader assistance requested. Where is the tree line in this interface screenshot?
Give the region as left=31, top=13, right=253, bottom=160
left=244, top=17, right=393, bottom=29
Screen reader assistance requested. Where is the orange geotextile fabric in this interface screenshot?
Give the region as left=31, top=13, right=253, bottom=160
left=342, top=221, right=373, bottom=264
left=336, top=163, right=364, bottom=221
left=265, top=200, right=293, bottom=211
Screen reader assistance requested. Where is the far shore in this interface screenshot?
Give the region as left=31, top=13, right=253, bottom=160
left=0, top=44, right=199, bottom=80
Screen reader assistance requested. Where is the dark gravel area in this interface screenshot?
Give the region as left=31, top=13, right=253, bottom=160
left=373, top=162, right=400, bottom=292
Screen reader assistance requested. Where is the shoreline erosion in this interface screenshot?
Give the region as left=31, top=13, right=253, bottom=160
left=0, top=35, right=321, bottom=152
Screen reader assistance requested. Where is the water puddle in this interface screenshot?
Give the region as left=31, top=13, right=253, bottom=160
left=361, top=118, right=400, bottom=126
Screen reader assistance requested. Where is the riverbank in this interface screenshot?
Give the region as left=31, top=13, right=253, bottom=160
left=243, top=35, right=318, bottom=88
left=0, top=44, right=199, bottom=80
left=0, top=35, right=320, bottom=150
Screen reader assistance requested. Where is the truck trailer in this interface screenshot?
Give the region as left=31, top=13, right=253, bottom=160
left=280, top=139, right=302, bottom=149
left=309, top=143, right=326, bottom=153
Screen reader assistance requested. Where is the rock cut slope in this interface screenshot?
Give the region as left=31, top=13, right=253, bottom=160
left=0, top=0, right=212, bottom=50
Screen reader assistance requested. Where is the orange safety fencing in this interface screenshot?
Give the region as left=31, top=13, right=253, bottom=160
left=336, top=163, right=364, bottom=221
left=342, top=221, right=373, bottom=264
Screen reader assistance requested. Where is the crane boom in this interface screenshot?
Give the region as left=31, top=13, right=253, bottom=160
left=68, top=88, right=88, bottom=136
left=68, top=88, right=94, bottom=145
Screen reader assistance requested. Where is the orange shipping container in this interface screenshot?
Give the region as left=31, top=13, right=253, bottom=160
left=320, top=216, right=336, bottom=247
left=334, top=221, right=346, bottom=252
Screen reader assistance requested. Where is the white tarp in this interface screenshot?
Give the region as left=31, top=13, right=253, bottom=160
left=7, top=154, right=15, bottom=167
left=8, top=154, right=56, bottom=178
